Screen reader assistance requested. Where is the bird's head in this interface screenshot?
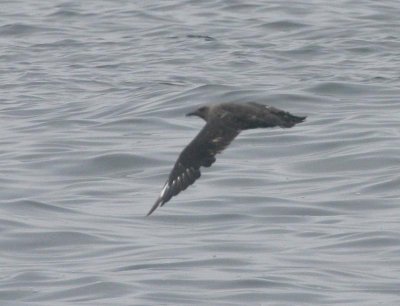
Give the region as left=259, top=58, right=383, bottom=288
left=186, top=106, right=209, bottom=121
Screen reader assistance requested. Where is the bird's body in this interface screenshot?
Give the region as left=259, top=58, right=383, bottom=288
left=147, top=102, right=306, bottom=216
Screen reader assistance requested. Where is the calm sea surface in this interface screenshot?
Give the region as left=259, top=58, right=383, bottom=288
left=1, top=1, right=400, bottom=305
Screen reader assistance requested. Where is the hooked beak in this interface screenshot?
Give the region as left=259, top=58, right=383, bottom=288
left=186, top=110, right=198, bottom=117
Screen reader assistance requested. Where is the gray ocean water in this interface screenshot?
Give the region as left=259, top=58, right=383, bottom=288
left=1, top=1, right=400, bottom=305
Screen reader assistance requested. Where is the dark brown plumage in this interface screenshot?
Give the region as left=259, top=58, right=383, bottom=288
left=147, top=102, right=306, bottom=216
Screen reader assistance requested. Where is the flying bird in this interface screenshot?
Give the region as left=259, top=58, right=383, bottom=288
left=147, top=102, right=306, bottom=216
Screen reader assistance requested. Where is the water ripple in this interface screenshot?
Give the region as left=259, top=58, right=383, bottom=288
left=1, top=0, right=400, bottom=305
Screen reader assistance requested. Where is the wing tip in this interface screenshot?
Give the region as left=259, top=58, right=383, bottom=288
left=146, top=197, right=162, bottom=216
left=147, top=182, right=171, bottom=216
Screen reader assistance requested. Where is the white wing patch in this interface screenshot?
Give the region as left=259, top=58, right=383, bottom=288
left=212, top=136, right=223, bottom=144
left=220, top=111, right=228, bottom=119
left=160, top=182, right=169, bottom=198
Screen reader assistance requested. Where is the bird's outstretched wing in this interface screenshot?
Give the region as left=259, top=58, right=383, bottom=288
left=147, top=120, right=240, bottom=216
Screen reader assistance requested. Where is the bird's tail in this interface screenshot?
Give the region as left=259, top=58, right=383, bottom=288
left=272, top=108, right=306, bottom=128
